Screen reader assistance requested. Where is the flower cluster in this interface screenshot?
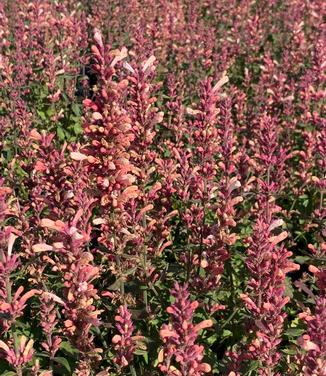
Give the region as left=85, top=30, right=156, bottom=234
left=159, top=283, right=212, bottom=376
left=0, top=0, right=325, bottom=374
left=112, top=305, right=137, bottom=368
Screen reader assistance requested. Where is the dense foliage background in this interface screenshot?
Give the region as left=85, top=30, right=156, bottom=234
left=0, top=0, right=325, bottom=375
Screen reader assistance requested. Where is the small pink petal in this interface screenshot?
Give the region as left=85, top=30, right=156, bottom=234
left=71, top=151, right=88, bottom=161
left=32, top=243, right=53, bottom=252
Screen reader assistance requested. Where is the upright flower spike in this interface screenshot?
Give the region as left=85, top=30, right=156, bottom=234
left=159, top=283, right=212, bottom=376
left=0, top=179, right=40, bottom=350
left=297, top=264, right=326, bottom=375
left=205, top=94, right=242, bottom=287
left=40, top=210, right=102, bottom=371
left=298, top=295, right=326, bottom=375
left=0, top=0, right=325, bottom=373
left=112, top=305, right=136, bottom=369
left=166, top=76, right=235, bottom=288
left=0, top=285, right=39, bottom=325
left=253, top=113, right=288, bottom=199
left=39, top=291, right=64, bottom=359
left=0, top=181, right=18, bottom=332
left=82, top=28, right=135, bottom=209
left=232, top=110, right=298, bottom=374
left=239, top=215, right=299, bottom=374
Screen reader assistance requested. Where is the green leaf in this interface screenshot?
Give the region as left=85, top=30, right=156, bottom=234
left=57, top=127, right=65, bottom=141
left=134, top=349, right=149, bottom=364
left=54, top=356, right=71, bottom=373
left=72, top=103, right=81, bottom=116
left=125, top=267, right=137, bottom=276
left=107, top=279, right=122, bottom=291
left=245, top=360, right=260, bottom=374
left=285, top=277, right=294, bottom=299
left=284, top=328, right=305, bottom=337
left=60, top=341, right=79, bottom=355
left=222, top=329, right=232, bottom=338
left=37, top=109, right=47, bottom=121
left=294, top=256, right=310, bottom=264
left=206, top=334, right=217, bottom=345
left=282, top=348, right=298, bottom=355
left=46, top=107, right=55, bottom=117
left=73, top=121, right=82, bottom=135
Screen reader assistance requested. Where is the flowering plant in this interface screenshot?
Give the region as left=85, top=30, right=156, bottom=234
left=0, top=0, right=324, bottom=374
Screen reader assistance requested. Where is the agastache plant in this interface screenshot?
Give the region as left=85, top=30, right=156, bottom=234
left=112, top=304, right=142, bottom=371
left=39, top=209, right=102, bottom=373
left=297, top=264, right=326, bottom=375
left=81, top=28, right=134, bottom=209
left=0, top=0, right=325, bottom=374
left=165, top=75, right=232, bottom=287
left=159, top=283, right=213, bottom=376
left=239, top=216, right=299, bottom=375
left=39, top=291, right=63, bottom=360
left=0, top=179, right=38, bottom=375
left=234, top=113, right=299, bottom=374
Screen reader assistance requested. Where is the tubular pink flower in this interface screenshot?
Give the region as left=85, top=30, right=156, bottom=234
left=112, top=305, right=136, bottom=368
left=159, top=283, right=212, bottom=376
left=0, top=336, right=34, bottom=368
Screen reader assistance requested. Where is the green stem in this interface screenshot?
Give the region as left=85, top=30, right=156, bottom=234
left=5, top=275, right=21, bottom=369
left=221, top=307, right=239, bottom=329
left=225, top=259, right=234, bottom=310
left=266, top=165, right=271, bottom=221
left=186, top=246, right=192, bottom=282
left=320, top=189, right=324, bottom=212
left=130, top=365, right=137, bottom=376
left=142, top=214, right=149, bottom=312
left=142, top=248, right=148, bottom=312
